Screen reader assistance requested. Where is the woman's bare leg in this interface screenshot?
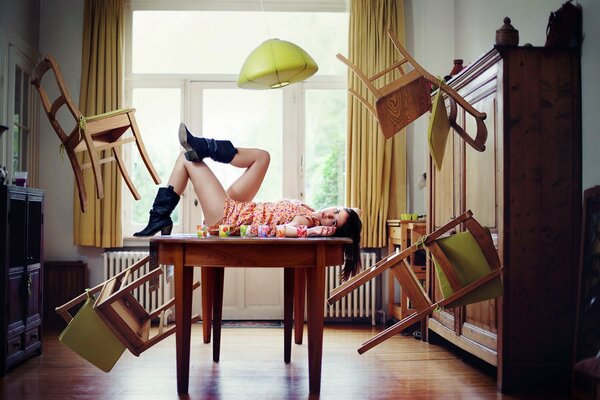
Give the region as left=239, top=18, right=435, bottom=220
left=226, top=148, right=270, bottom=202
left=167, top=153, right=228, bottom=225
left=165, top=147, right=269, bottom=224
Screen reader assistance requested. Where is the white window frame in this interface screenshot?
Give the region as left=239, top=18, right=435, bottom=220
left=122, top=0, right=348, bottom=239
left=0, top=26, right=39, bottom=187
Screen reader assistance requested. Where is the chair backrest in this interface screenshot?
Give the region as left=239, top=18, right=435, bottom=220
left=338, top=30, right=489, bottom=150
left=31, top=55, right=82, bottom=144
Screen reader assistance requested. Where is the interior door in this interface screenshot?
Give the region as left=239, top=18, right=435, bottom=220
left=188, top=82, right=286, bottom=319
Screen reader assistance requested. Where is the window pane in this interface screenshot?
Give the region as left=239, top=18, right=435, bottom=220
left=304, top=89, right=346, bottom=210
left=13, top=66, right=22, bottom=172
left=201, top=88, right=283, bottom=202
left=130, top=88, right=181, bottom=226
left=132, top=11, right=348, bottom=75
left=23, top=72, right=29, bottom=124
left=12, top=126, right=20, bottom=172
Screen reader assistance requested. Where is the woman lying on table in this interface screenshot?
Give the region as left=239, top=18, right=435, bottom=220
left=134, top=123, right=363, bottom=280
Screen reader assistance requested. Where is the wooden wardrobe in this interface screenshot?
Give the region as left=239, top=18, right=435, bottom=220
left=427, top=46, right=581, bottom=393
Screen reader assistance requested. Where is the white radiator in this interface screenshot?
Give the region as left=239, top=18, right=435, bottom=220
left=102, top=251, right=171, bottom=320
left=325, top=251, right=378, bottom=325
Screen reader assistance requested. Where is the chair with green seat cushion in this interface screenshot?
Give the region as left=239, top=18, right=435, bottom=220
left=328, top=210, right=504, bottom=354
left=431, top=230, right=503, bottom=308
left=58, top=292, right=126, bottom=372
left=31, top=54, right=161, bottom=212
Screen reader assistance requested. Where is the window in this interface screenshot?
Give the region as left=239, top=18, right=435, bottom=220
left=1, top=39, right=38, bottom=187
left=124, top=1, right=348, bottom=237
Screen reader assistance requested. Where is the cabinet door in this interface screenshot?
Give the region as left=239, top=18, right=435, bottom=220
left=428, top=56, right=502, bottom=366
left=7, top=271, right=26, bottom=338
left=431, top=109, right=457, bottom=230
left=26, top=195, right=43, bottom=266
left=8, top=192, right=27, bottom=270
left=429, top=104, right=461, bottom=332
left=25, top=194, right=43, bottom=329
left=25, top=266, right=42, bottom=329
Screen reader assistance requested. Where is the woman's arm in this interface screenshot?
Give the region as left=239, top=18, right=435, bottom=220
left=278, top=224, right=336, bottom=237
left=281, top=214, right=335, bottom=237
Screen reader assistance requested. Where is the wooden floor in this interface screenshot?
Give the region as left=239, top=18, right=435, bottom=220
left=2, top=323, right=566, bottom=399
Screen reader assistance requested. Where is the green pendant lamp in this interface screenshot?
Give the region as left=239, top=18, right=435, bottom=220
left=237, top=38, right=318, bottom=89
left=237, top=0, right=318, bottom=90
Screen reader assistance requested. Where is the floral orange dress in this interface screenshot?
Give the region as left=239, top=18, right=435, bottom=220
left=208, top=198, right=320, bottom=236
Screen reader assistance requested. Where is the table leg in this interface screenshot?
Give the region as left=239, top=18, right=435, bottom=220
left=306, top=245, right=326, bottom=394
left=284, top=267, right=295, bottom=363
left=212, top=267, right=224, bottom=362
left=175, top=253, right=193, bottom=394
left=294, top=268, right=306, bottom=345
left=201, top=268, right=213, bottom=344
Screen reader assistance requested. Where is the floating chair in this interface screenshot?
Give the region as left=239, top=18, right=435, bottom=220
left=57, top=286, right=126, bottom=372
left=94, top=258, right=201, bottom=357
left=328, top=210, right=503, bottom=354
left=337, top=29, right=488, bottom=152
left=56, top=256, right=200, bottom=370
left=31, top=55, right=161, bottom=212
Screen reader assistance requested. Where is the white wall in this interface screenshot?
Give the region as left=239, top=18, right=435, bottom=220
left=580, top=0, right=600, bottom=189
left=38, top=0, right=104, bottom=285
left=404, top=0, right=455, bottom=215
left=33, top=0, right=600, bottom=287
left=0, top=0, right=40, bottom=49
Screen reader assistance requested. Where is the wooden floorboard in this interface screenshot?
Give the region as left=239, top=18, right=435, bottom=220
left=1, top=323, right=564, bottom=399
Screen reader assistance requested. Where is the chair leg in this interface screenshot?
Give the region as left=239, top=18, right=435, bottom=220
left=81, top=130, right=104, bottom=200
left=358, top=306, right=436, bottom=354
left=67, top=150, right=88, bottom=212
left=128, top=112, right=161, bottom=185
left=328, top=245, right=418, bottom=305
left=112, top=147, right=141, bottom=200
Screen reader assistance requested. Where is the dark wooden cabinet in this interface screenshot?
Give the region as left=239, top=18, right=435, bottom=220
left=427, top=46, right=581, bottom=393
left=0, top=185, right=44, bottom=375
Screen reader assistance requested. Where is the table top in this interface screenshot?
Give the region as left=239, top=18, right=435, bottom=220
left=150, top=235, right=351, bottom=268
left=150, top=234, right=352, bottom=245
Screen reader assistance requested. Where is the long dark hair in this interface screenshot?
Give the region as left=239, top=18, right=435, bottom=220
left=333, top=208, right=362, bottom=281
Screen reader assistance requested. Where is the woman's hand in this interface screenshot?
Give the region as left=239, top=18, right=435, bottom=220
left=308, top=226, right=336, bottom=237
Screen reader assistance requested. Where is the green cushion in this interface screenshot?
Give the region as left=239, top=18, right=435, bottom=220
left=433, top=231, right=503, bottom=307
left=428, top=88, right=451, bottom=170
left=58, top=295, right=126, bottom=372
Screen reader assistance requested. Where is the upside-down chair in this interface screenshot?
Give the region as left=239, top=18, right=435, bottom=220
left=337, top=29, right=488, bottom=152
left=328, top=210, right=504, bottom=354
left=56, top=256, right=200, bottom=371
left=31, top=54, right=161, bottom=212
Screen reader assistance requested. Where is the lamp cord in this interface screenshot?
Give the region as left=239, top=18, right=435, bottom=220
left=259, top=0, right=272, bottom=38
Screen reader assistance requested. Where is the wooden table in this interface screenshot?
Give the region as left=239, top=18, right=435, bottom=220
left=150, top=235, right=350, bottom=394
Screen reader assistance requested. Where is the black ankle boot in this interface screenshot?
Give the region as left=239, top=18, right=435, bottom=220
left=178, top=122, right=238, bottom=163
left=133, top=186, right=180, bottom=237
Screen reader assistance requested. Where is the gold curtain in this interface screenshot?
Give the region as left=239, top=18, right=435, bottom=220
left=346, top=0, right=406, bottom=248
left=73, top=0, right=124, bottom=247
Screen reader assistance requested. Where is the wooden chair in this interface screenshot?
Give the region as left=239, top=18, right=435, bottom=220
left=93, top=257, right=201, bottom=357
left=31, top=54, right=161, bottom=212
left=57, top=256, right=200, bottom=360
left=55, top=280, right=127, bottom=372
left=337, top=29, right=488, bottom=151
left=328, top=210, right=503, bottom=354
